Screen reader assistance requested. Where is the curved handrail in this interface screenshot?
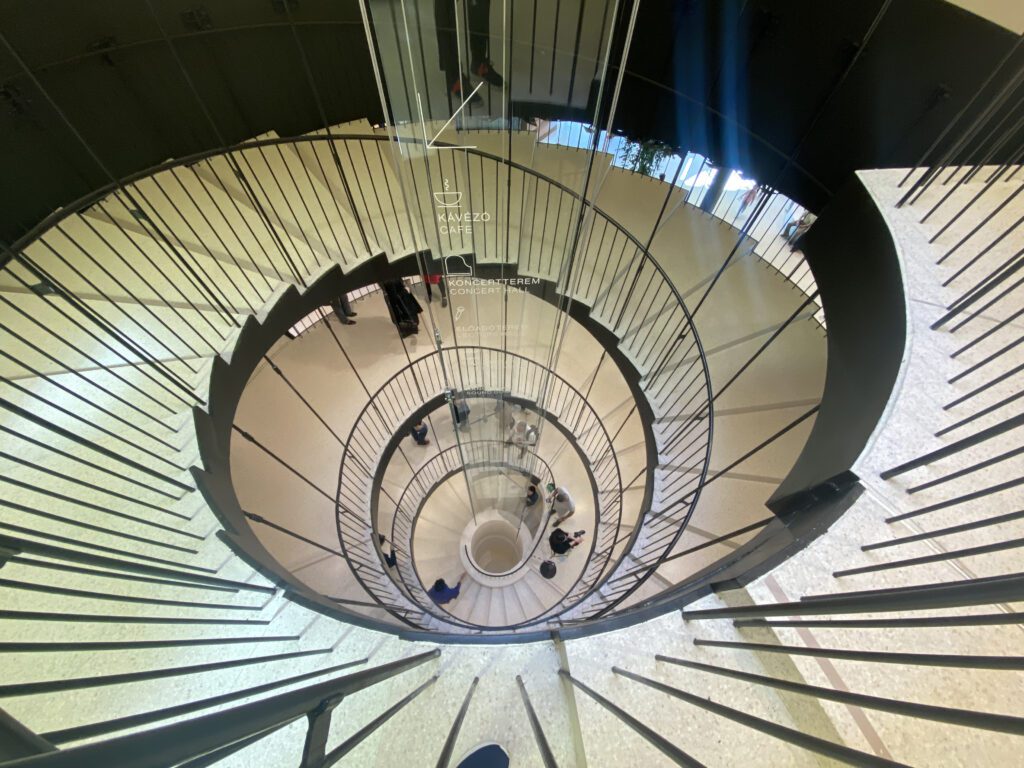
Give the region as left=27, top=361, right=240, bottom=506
left=462, top=543, right=534, bottom=580
left=387, top=441, right=555, bottom=595
left=326, top=135, right=714, bottom=625
left=399, top=429, right=598, bottom=630
left=8, top=130, right=721, bottom=636
left=387, top=439, right=554, bottom=550
left=335, top=351, right=617, bottom=631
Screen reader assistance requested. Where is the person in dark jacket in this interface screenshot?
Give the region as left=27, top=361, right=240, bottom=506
left=525, top=484, right=539, bottom=507
left=549, top=528, right=585, bottom=555
left=382, top=279, right=422, bottom=338
left=453, top=396, right=470, bottom=430
left=411, top=421, right=430, bottom=446
left=427, top=575, right=464, bottom=605
left=378, top=535, right=397, bottom=568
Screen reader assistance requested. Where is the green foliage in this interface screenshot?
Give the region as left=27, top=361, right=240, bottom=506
left=622, top=139, right=674, bottom=177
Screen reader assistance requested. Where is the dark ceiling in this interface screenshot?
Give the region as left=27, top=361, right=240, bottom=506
left=0, top=0, right=380, bottom=241
left=0, top=0, right=1019, bottom=242
left=608, top=0, right=1024, bottom=211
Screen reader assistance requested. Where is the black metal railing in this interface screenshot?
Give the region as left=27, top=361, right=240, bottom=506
left=333, top=346, right=625, bottom=631
left=0, top=122, right=854, bottom=647
left=1, top=2, right=1020, bottom=763
left=4, top=126, right=829, bottom=640
left=2, top=650, right=440, bottom=768
left=388, top=440, right=555, bottom=600
left=0, top=123, right=846, bottom=645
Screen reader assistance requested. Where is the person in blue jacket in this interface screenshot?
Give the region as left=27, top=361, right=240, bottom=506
left=427, top=574, right=465, bottom=605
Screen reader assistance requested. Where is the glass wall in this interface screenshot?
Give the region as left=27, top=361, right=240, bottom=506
left=360, top=0, right=630, bottom=519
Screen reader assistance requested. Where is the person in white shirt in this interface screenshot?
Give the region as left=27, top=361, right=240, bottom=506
left=546, top=482, right=576, bottom=525
left=508, top=419, right=538, bottom=455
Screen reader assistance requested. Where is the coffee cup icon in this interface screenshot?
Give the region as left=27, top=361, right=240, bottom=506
left=433, top=190, right=463, bottom=208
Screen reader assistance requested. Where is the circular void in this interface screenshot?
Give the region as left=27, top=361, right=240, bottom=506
left=219, top=266, right=715, bottom=637
left=222, top=270, right=709, bottom=636
left=465, top=515, right=527, bottom=574
left=471, top=518, right=522, bottom=573
left=399, top=399, right=599, bottom=622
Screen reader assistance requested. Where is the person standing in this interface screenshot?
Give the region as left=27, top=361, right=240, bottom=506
left=411, top=421, right=430, bottom=446
left=546, top=483, right=576, bottom=525
left=331, top=294, right=357, bottom=325
left=507, top=419, right=538, bottom=458
left=738, top=185, right=758, bottom=216
left=423, top=272, right=448, bottom=307
left=382, top=279, right=421, bottom=338
left=789, top=211, right=817, bottom=252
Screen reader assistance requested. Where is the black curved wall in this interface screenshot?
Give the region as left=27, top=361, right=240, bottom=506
left=768, top=174, right=905, bottom=508
left=0, top=0, right=1020, bottom=242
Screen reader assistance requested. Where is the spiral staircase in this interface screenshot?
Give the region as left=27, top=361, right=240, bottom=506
left=1, top=1, right=1023, bottom=766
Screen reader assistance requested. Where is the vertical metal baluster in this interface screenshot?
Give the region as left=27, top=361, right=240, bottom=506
left=87, top=201, right=231, bottom=341
left=142, top=173, right=259, bottom=312
left=202, top=157, right=304, bottom=285
left=170, top=165, right=278, bottom=292
left=39, top=231, right=203, bottom=368
left=0, top=284, right=185, bottom=417
left=0, top=368, right=182, bottom=461
left=9, top=247, right=204, bottom=400
left=71, top=212, right=225, bottom=352
left=271, top=144, right=335, bottom=263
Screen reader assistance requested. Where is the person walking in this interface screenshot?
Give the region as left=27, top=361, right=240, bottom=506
left=331, top=294, right=357, bottom=325
left=427, top=573, right=465, bottom=605
left=788, top=211, right=817, bottom=252
left=738, top=185, right=758, bottom=216
left=378, top=534, right=397, bottom=569
left=382, top=279, right=421, bottom=338
left=411, top=421, right=430, bottom=446
left=546, top=483, right=576, bottom=525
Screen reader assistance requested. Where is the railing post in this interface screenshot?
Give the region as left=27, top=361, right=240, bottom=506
left=516, top=676, right=559, bottom=768
left=436, top=677, right=480, bottom=767
left=299, top=696, right=344, bottom=768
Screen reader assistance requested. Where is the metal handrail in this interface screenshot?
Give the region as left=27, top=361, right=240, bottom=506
left=387, top=440, right=555, bottom=544
left=336, top=352, right=617, bottom=630
left=0, top=650, right=440, bottom=768
left=6, top=130, right=717, bottom=636
left=379, top=442, right=558, bottom=629
left=310, top=131, right=712, bottom=628
left=389, top=440, right=554, bottom=580
left=516, top=675, right=560, bottom=768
